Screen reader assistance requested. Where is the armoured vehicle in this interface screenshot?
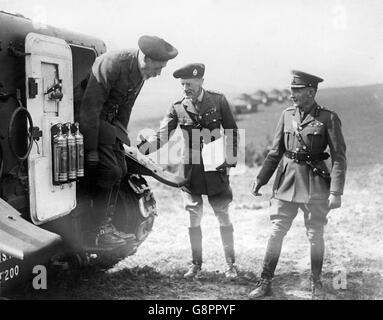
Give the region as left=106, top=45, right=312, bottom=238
left=0, top=11, right=185, bottom=294
left=251, top=89, right=269, bottom=105
left=232, top=93, right=258, bottom=114
left=267, top=89, right=284, bottom=103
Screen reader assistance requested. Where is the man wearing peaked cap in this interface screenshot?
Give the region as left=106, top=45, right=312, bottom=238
left=78, top=35, right=177, bottom=250
left=138, top=62, right=240, bottom=280
left=290, top=70, right=324, bottom=89
left=249, top=70, right=347, bottom=300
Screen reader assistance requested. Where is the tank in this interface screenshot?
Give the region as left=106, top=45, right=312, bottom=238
left=0, top=11, right=186, bottom=294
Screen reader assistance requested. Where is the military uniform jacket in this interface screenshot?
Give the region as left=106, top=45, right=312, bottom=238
left=148, top=90, right=239, bottom=196
left=257, top=102, right=347, bottom=203
left=80, top=50, right=144, bottom=151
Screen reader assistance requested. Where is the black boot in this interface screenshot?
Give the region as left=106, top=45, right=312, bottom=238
left=309, top=236, right=325, bottom=299
left=310, top=238, right=325, bottom=282
left=92, top=186, right=127, bottom=248
left=260, top=233, right=285, bottom=280
left=220, top=225, right=238, bottom=279
left=184, top=226, right=202, bottom=279
left=248, top=278, right=272, bottom=299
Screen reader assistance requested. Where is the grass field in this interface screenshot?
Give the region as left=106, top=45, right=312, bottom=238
left=10, top=84, right=383, bottom=300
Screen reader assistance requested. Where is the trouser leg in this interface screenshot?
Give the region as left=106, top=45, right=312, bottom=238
left=261, top=200, right=299, bottom=280
left=302, top=203, right=329, bottom=281
left=93, top=143, right=127, bottom=227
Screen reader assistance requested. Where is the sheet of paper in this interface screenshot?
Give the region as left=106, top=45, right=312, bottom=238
left=201, top=137, right=225, bottom=172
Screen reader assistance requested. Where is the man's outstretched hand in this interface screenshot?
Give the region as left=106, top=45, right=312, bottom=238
left=137, top=135, right=151, bottom=155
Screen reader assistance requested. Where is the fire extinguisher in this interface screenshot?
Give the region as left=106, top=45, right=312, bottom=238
left=74, top=122, right=84, bottom=178
left=57, top=124, right=68, bottom=183
left=66, top=123, right=77, bottom=180
left=52, top=125, right=61, bottom=184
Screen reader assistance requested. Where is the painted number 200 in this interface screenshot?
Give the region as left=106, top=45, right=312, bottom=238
left=0, top=265, right=20, bottom=282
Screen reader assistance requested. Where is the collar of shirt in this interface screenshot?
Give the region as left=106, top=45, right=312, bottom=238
left=299, top=101, right=317, bottom=120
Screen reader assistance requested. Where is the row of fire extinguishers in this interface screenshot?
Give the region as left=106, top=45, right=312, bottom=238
left=51, top=122, right=84, bottom=185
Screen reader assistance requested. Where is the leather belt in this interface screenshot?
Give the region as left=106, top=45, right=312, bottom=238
left=284, top=151, right=329, bottom=162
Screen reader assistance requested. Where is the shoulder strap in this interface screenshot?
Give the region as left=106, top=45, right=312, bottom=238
left=291, top=118, right=310, bottom=152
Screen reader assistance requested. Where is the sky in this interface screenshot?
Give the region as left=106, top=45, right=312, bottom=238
left=1, top=0, right=382, bottom=96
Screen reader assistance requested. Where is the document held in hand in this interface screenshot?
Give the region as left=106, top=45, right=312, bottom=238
left=201, top=137, right=226, bottom=172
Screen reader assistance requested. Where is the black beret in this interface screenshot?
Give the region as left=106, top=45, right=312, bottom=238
left=291, top=70, right=324, bottom=89
left=173, top=63, right=205, bottom=79
left=138, top=35, right=178, bottom=62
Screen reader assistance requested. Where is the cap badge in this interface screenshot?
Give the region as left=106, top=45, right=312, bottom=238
left=193, top=69, right=198, bottom=76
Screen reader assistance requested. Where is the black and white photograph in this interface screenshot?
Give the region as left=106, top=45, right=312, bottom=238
left=0, top=0, right=382, bottom=307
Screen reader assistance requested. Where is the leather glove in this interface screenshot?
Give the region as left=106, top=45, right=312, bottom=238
left=86, top=149, right=99, bottom=170
left=251, top=178, right=263, bottom=197
left=329, top=194, right=342, bottom=210
left=137, top=135, right=151, bottom=155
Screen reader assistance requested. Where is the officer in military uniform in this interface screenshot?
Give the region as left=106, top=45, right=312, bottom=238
left=79, top=35, right=178, bottom=249
left=249, top=70, right=347, bottom=299
left=138, top=63, right=239, bottom=279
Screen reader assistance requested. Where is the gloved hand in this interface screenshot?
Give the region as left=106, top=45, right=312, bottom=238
left=86, top=149, right=99, bottom=170
left=329, top=194, right=342, bottom=209
left=251, top=178, right=263, bottom=197
left=137, top=135, right=151, bottom=155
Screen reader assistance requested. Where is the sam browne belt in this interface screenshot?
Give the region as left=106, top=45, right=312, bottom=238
left=284, top=151, right=329, bottom=162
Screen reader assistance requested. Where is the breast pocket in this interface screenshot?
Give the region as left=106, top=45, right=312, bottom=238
left=305, top=126, right=325, bottom=151
left=202, top=109, right=221, bottom=131
left=284, top=130, right=292, bottom=150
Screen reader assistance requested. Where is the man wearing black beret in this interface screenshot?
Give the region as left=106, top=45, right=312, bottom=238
left=249, top=70, right=347, bottom=299
left=79, top=35, right=178, bottom=249
left=138, top=63, right=239, bottom=279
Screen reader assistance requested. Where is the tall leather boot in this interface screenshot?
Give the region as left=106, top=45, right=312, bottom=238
left=107, top=184, right=136, bottom=242
left=92, top=186, right=127, bottom=249
left=220, top=225, right=238, bottom=279
left=184, top=226, right=202, bottom=279
left=310, top=236, right=325, bottom=299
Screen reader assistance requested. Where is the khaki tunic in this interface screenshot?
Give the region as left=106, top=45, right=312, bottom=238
left=80, top=49, right=144, bottom=151
left=257, top=103, right=347, bottom=203
left=148, top=90, right=238, bottom=196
